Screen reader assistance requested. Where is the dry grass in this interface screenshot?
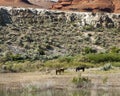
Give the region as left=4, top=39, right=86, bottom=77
left=0, top=67, right=120, bottom=91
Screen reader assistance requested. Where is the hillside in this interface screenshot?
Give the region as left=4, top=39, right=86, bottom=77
left=0, top=7, right=120, bottom=61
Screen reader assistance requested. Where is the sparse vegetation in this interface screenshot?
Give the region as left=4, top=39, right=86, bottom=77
left=72, top=75, right=91, bottom=88
left=0, top=61, right=44, bottom=73
left=102, top=76, right=108, bottom=84
left=82, top=25, right=94, bottom=31
left=0, top=8, right=120, bottom=73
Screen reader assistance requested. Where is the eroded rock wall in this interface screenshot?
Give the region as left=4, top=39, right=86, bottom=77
left=52, top=0, right=120, bottom=13
left=0, top=7, right=120, bottom=60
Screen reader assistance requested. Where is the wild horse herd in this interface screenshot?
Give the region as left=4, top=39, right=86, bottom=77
left=56, top=66, right=85, bottom=75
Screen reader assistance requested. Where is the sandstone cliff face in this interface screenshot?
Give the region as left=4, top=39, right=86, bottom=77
left=0, top=0, right=35, bottom=8
left=52, top=0, right=120, bottom=13
left=0, top=7, right=120, bottom=60
left=113, top=0, right=120, bottom=13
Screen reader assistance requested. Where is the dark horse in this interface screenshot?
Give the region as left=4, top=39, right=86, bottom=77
left=56, top=68, right=65, bottom=75
left=76, top=66, right=85, bottom=72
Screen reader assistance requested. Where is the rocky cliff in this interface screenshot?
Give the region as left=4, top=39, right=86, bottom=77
left=0, top=7, right=120, bottom=60
left=52, top=0, right=120, bottom=13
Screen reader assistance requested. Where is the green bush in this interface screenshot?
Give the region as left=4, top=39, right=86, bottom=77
left=85, top=53, right=120, bottom=63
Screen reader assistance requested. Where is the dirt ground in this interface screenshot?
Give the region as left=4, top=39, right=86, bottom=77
left=0, top=67, right=120, bottom=91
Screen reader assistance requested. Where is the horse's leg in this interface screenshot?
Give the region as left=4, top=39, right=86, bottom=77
left=56, top=70, right=58, bottom=75
left=76, top=68, right=77, bottom=72
left=82, top=68, right=85, bottom=72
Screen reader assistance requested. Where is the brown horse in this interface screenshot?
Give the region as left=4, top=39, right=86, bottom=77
left=56, top=68, right=65, bottom=75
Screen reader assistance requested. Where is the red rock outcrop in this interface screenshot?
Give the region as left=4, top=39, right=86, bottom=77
left=52, top=0, right=120, bottom=13
left=0, top=0, right=120, bottom=13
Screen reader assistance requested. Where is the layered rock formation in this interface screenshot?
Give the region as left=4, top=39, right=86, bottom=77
left=52, top=0, right=120, bottom=13
left=0, top=7, right=120, bottom=60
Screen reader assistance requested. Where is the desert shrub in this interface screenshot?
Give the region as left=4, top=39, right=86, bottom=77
left=72, top=75, right=91, bottom=88
left=109, top=46, right=120, bottom=53
left=2, top=51, right=28, bottom=62
left=85, top=53, right=120, bottom=63
left=109, top=28, right=120, bottom=33
left=101, top=63, right=112, bottom=71
left=95, top=27, right=104, bottom=32
left=83, top=47, right=97, bottom=54
left=82, top=25, right=94, bottom=31
left=102, top=76, right=108, bottom=84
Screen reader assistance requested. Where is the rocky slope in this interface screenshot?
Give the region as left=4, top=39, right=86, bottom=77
left=0, top=7, right=120, bottom=60
left=52, top=0, right=120, bottom=13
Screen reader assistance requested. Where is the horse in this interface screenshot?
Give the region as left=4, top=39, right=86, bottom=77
left=76, top=66, right=85, bottom=72
left=56, top=68, right=65, bottom=75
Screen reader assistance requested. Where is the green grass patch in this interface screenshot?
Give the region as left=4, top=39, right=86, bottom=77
left=44, top=55, right=95, bottom=69
left=111, top=62, right=120, bottom=67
